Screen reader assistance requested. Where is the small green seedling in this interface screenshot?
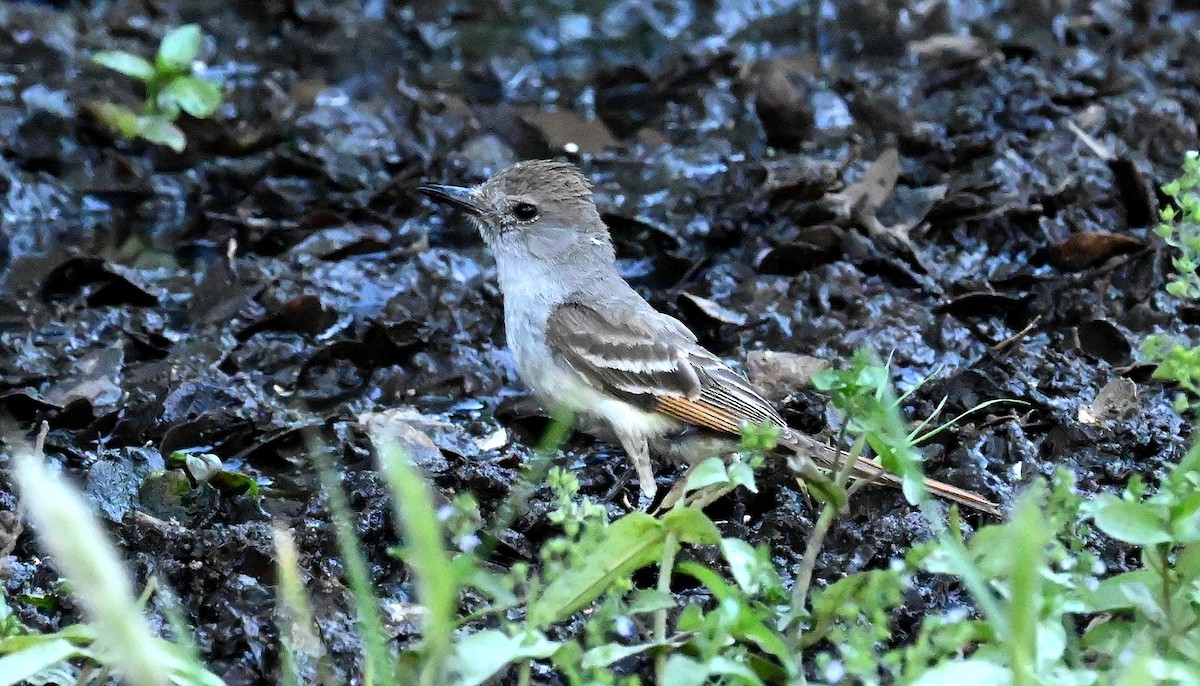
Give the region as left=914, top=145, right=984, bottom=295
left=1146, top=150, right=1200, bottom=412
left=90, top=24, right=223, bottom=152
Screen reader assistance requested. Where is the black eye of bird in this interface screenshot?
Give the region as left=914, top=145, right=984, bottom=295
left=513, top=202, right=539, bottom=221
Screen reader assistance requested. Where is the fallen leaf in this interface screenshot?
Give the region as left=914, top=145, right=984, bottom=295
left=1042, top=232, right=1145, bottom=271
left=1079, top=378, right=1139, bottom=425
left=1076, top=320, right=1132, bottom=365
left=830, top=148, right=901, bottom=221
left=745, top=351, right=829, bottom=399
left=908, top=34, right=990, bottom=66
left=751, top=59, right=814, bottom=150
left=518, top=109, right=617, bottom=155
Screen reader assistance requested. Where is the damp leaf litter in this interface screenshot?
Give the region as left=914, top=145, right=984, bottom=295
left=0, top=2, right=1198, bottom=684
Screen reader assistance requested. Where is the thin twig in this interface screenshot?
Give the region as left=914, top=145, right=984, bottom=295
left=686, top=485, right=734, bottom=510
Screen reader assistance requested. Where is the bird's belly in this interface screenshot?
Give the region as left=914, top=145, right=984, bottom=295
left=527, top=359, right=679, bottom=436
left=501, top=296, right=679, bottom=448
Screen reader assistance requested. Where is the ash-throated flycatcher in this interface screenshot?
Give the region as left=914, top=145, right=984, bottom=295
left=420, top=160, right=999, bottom=515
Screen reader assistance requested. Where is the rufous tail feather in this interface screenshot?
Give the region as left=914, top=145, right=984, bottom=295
left=777, top=428, right=1001, bottom=517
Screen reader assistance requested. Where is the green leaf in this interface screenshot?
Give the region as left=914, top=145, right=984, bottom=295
left=627, top=589, right=676, bottom=615
left=89, top=102, right=143, bottom=138
left=1171, top=491, right=1200, bottom=542
left=1091, top=495, right=1173, bottom=545
left=91, top=51, right=155, bottom=81
left=720, top=538, right=763, bottom=595
left=464, top=565, right=518, bottom=607
left=677, top=604, right=704, bottom=632
left=14, top=594, right=57, bottom=612
left=803, top=473, right=846, bottom=510
left=677, top=562, right=793, bottom=670
left=1007, top=489, right=1051, bottom=680
left=1035, top=621, right=1066, bottom=671
left=0, top=638, right=81, bottom=686
left=812, top=574, right=870, bottom=619
left=685, top=457, right=728, bottom=493
left=1082, top=616, right=1134, bottom=654
left=1085, top=570, right=1160, bottom=612
left=661, top=507, right=721, bottom=544
left=1176, top=543, right=1200, bottom=578
left=1120, top=580, right=1169, bottom=625
left=448, top=629, right=559, bottom=686
left=208, top=470, right=259, bottom=496
left=137, top=116, right=186, bottom=151
left=661, top=655, right=710, bottom=686
left=528, top=512, right=664, bottom=626
left=580, top=642, right=660, bottom=669
left=739, top=421, right=779, bottom=453
left=727, top=461, right=758, bottom=493
left=158, top=77, right=222, bottom=119
left=911, top=659, right=1011, bottom=686
left=677, top=560, right=738, bottom=600
left=157, top=24, right=202, bottom=73
left=1110, top=639, right=1160, bottom=686
left=376, top=442, right=458, bottom=678
left=709, top=656, right=768, bottom=686
left=1169, top=442, right=1200, bottom=493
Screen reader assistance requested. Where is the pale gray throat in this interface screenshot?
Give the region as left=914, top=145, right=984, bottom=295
left=488, top=232, right=625, bottom=395
left=489, top=230, right=620, bottom=315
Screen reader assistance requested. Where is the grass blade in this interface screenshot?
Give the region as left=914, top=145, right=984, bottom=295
left=308, top=440, right=394, bottom=685
left=375, top=440, right=457, bottom=686
left=12, top=429, right=171, bottom=686
left=273, top=527, right=328, bottom=686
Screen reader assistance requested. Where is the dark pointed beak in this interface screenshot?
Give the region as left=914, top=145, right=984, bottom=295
left=418, top=184, right=484, bottom=215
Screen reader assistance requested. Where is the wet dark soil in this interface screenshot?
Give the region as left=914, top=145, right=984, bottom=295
left=1, top=1, right=1198, bottom=683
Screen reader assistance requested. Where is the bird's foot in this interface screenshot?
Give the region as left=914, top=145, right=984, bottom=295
left=636, top=489, right=658, bottom=512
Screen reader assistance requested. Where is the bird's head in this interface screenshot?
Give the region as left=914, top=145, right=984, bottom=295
left=420, top=160, right=613, bottom=264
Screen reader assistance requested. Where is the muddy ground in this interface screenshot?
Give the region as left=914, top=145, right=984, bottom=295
left=1, top=0, right=1198, bottom=683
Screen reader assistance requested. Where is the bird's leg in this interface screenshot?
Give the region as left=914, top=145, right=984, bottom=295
left=615, top=430, right=659, bottom=507
left=633, top=455, right=658, bottom=512
left=634, top=454, right=657, bottom=500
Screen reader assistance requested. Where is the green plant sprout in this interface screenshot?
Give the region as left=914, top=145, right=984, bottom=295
left=1148, top=150, right=1200, bottom=412
left=89, top=24, right=224, bottom=152
left=1157, top=151, right=1200, bottom=300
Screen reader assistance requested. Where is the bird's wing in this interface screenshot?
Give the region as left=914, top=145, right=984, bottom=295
left=545, top=302, right=784, bottom=436
left=545, top=303, right=1002, bottom=515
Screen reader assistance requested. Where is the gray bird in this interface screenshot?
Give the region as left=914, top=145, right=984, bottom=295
left=420, top=160, right=999, bottom=516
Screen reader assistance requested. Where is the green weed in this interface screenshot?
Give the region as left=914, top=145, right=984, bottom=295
left=89, top=24, right=223, bottom=152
